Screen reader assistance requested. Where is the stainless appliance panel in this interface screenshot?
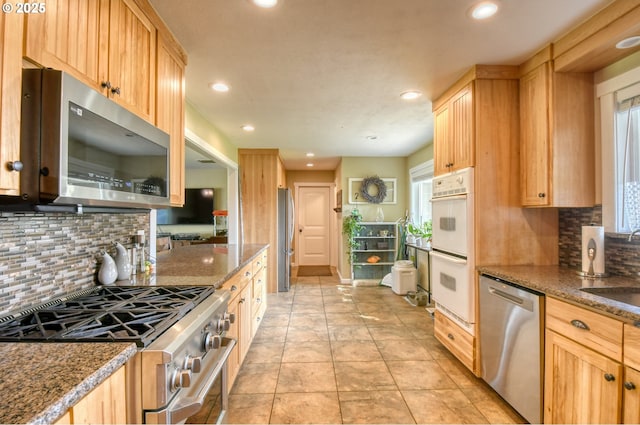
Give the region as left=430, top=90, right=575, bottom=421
left=278, top=188, right=294, bottom=291
left=479, top=274, right=543, bottom=424
left=16, top=68, right=170, bottom=209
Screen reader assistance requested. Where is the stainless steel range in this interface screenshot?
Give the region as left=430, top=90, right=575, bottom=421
left=0, top=285, right=235, bottom=424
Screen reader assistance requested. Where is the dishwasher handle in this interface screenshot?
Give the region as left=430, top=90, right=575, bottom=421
left=487, top=285, right=535, bottom=312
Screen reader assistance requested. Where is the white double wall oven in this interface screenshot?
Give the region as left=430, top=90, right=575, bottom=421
left=430, top=167, right=476, bottom=335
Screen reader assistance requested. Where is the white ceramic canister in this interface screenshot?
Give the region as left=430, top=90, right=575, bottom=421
left=98, top=251, right=118, bottom=285
left=114, top=242, right=132, bottom=280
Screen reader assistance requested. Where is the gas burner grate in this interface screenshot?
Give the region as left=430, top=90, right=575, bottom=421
left=0, top=285, right=217, bottom=346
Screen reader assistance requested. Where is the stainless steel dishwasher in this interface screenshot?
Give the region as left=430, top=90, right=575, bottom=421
left=479, top=274, right=544, bottom=424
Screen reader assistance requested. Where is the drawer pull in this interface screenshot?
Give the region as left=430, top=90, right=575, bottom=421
left=604, top=373, right=616, bottom=382
left=447, top=333, right=455, bottom=341
left=625, top=381, right=636, bottom=391
left=245, top=271, right=252, bottom=277
left=230, top=285, right=237, bottom=292
left=570, top=319, right=590, bottom=331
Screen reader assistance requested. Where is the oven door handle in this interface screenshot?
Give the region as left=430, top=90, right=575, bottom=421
left=430, top=250, right=467, bottom=265
left=146, top=337, right=237, bottom=424
left=431, top=194, right=467, bottom=202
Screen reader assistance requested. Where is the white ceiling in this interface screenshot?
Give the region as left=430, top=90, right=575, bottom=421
left=149, top=0, right=611, bottom=170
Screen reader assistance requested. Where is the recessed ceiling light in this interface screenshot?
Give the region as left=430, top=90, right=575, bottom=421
left=400, top=90, right=422, bottom=100
left=210, top=82, right=230, bottom=92
left=306, top=163, right=314, bottom=167
left=616, top=36, right=640, bottom=49
left=470, top=1, right=499, bottom=20
left=366, top=135, right=378, bottom=141
left=306, top=152, right=315, bottom=157
left=253, top=0, right=278, bottom=8
left=241, top=124, right=255, bottom=132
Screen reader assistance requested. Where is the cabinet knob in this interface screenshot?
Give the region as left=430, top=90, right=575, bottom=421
left=6, top=161, right=23, bottom=172
left=538, top=192, right=546, bottom=198
left=625, top=381, right=636, bottom=390
left=111, top=86, right=121, bottom=96
left=604, top=373, right=616, bottom=382
left=101, top=81, right=111, bottom=89
left=447, top=333, right=455, bottom=340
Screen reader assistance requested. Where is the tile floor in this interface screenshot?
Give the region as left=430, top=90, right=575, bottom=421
left=221, top=271, right=526, bottom=424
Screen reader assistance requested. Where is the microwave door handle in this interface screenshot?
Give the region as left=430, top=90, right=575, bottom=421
left=430, top=250, right=467, bottom=265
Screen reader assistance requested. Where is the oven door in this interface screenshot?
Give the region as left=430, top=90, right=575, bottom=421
left=145, top=338, right=236, bottom=425
left=430, top=250, right=475, bottom=330
left=431, top=194, right=469, bottom=257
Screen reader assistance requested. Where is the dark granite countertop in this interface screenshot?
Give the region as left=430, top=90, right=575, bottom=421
left=478, top=265, right=640, bottom=323
left=0, top=342, right=137, bottom=425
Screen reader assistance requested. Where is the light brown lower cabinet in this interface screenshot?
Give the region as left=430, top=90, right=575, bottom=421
left=544, top=329, right=622, bottom=424
left=54, top=366, right=127, bottom=424
left=542, top=297, right=640, bottom=424
left=624, top=366, right=640, bottom=423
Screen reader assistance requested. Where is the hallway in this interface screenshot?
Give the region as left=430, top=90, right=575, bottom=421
left=223, top=272, right=525, bottom=424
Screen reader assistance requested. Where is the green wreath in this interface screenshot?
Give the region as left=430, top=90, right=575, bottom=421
left=360, top=176, right=387, bottom=204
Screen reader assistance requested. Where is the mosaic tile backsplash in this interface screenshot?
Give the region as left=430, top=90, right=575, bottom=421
left=0, top=211, right=149, bottom=316
left=559, top=205, right=640, bottom=282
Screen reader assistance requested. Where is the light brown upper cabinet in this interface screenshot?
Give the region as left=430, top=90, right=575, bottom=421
left=519, top=58, right=595, bottom=207
left=156, top=35, right=186, bottom=206
left=433, top=83, right=474, bottom=175
left=0, top=12, right=24, bottom=196
left=24, top=0, right=156, bottom=123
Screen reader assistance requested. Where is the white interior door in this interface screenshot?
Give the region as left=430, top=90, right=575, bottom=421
left=297, top=186, right=331, bottom=266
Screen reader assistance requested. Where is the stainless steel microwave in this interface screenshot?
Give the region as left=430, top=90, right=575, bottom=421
left=16, top=69, right=170, bottom=209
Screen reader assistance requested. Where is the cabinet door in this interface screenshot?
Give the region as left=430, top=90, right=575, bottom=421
left=239, top=284, right=252, bottom=363
left=24, top=0, right=109, bottom=92
left=433, top=104, right=450, bottom=176
left=624, top=366, right=640, bottom=424
left=0, top=12, right=23, bottom=196
left=72, top=366, right=127, bottom=424
left=450, top=83, right=473, bottom=172
left=520, top=63, right=551, bottom=206
left=156, top=35, right=186, bottom=206
left=108, top=0, right=156, bottom=122
left=544, top=330, right=622, bottom=424
left=226, top=293, right=241, bottom=389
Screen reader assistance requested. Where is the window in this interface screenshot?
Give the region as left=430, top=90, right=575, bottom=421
left=615, top=86, right=640, bottom=231
left=409, top=160, right=433, bottom=226
left=597, top=66, right=640, bottom=233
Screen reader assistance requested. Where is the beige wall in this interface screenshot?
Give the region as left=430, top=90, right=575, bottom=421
left=286, top=170, right=335, bottom=188
left=185, top=102, right=238, bottom=162
left=407, top=143, right=433, bottom=169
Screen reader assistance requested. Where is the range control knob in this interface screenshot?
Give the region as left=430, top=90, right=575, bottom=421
left=171, top=368, right=192, bottom=391
left=218, top=317, right=231, bottom=332
left=183, top=355, right=202, bottom=373
left=224, top=312, right=236, bottom=324
left=204, top=332, right=222, bottom=351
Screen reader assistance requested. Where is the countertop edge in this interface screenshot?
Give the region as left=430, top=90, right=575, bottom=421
left=27, top=343, right=138, bottom=425
left=478, top=265, right=640, bottom=323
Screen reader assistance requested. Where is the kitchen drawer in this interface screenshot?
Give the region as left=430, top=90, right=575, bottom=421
left=252, top=301, right=267, bottom=338
left=434, top=311, right=475, bottom=372
left=546, top=297, right=623, bottom=361
left=252, top=250, right=267, bottom=275
left=624, top=323, right=640, bottom=370
left=220, top=263, right=252, bottom=297
left=252, top=269, right=266, bottom=311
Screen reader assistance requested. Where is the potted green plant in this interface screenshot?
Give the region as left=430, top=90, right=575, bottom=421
left=342, top=208, right=363, bottom=264
left=408, top=220, right=432, bottom=247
